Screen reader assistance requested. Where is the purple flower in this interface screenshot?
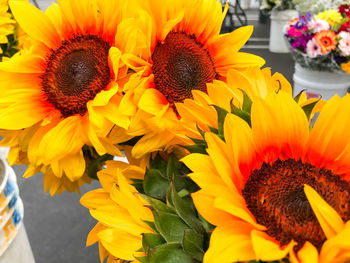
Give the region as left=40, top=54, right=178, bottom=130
left=292, top=34, right=313, bottom=51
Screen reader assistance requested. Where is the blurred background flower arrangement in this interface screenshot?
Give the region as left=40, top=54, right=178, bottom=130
left=285, top=4, right=350, bottom=73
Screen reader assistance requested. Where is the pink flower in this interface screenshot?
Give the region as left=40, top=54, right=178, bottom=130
left=307, top=19, right=330, bottom=33
left=338, top=31, right=350, bottom=56
left=288, top=25, right=308, bottom=37
left=306, top=38, right=322, bottom=58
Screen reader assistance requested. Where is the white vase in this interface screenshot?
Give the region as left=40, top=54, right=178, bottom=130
left=0, top=148, right=35, bottom=263
left=293, top=63, right=350, bottom=100
left=269, top=9, right=298, bottom=53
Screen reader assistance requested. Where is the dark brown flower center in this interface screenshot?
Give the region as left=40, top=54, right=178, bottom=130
left=41, top=35, right=111, bottom=117
left=151, top=31, right=218, bottom=107
left=242, top=159, right=350, bottom=252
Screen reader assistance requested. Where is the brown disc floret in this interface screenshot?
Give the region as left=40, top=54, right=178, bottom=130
left=242, top=159, right=350, bottom=252
left=41, top=35, right=111, bottom=117
left=151, top=31, right=219, bottom=108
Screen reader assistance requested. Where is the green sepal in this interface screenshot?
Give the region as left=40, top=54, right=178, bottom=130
left=241, top=90, right=253, bottom=113
left=182, top=144, right=207, bottom=154
left=187, top=136, right=205, bottom=145
left=182, top=230, right=204, bottom=261
left=208, top=126, right=219, bottom=134
left=173, top=174, right=199, bottom=194
left=170, top=183, right=204, bottom=234
left=143, top=169, right=169, bottom=200
left=293, top=89, right=305, bottom=103
left=302, top=100, right=320, bottom=121
left=142, top=233, right=166, bottom=251
left=230, top=98, right=251, bottom=127
left=86, top=153, right=113, bottom=180
left=142, top=195, right=177, bottom=215
left=149, top=154, right=168, bottom=178
left=131, top=178, right=144, bottom=194
left=148, top=243, right=193, bottom=263
left=211, top=105, right=228, bottom=136
left=152, top=209, right=190, bottom=243
left=166, top=154, right=180, bottom=179
left=143, top=220, right=158, bottom=232
left=196, top=124, right=206, bottom=139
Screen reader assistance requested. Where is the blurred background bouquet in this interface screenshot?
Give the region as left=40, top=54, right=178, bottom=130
left=285, top=5, right=350, bottom=73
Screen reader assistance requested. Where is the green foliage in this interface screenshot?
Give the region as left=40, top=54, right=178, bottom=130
left=83, top=145, right=113, bottom=180
left=0, top=33, right=19, bottom=62
left=141, top=153, right=198, bottom=201
left=139, top=153, right=208, bottom=262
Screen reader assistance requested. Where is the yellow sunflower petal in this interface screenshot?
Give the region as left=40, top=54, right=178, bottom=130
left=204, top=222, right=256, bottom=263
left=304, top=184, right=344, bottom=239
left=191, top=189, right=234, bottom=226
left=211, top=25, right=253, bottom=53
left=251, top=230, right=295, bottom=261
left=86, top=223, right=107, bottom=246
left=291, top=242, right=319, bottom=263
left=39, top=116, right=85, bottom=162
left=98, top=229, right=141, bottom=261
left=80, top=189, right=113, bottom=209
left=9, top=0, right=60, bottom=48
left=320, top=221, right=350, bottom=263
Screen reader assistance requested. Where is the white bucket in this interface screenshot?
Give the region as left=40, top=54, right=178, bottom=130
left=30, top=0, right=56, bottom=11
left=269, top=9, right=298, bottom=53
left=293, top=63, right=350, bottom=100
left=0, top=148, right=36, bottom=263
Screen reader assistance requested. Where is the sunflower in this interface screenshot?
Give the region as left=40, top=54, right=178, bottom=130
left=176, top=67, right=323, bottom=146
left=182, top=91, right=350, bottom=262
left=0, top=0, right=16, bottom=58
left=119, top=0, right=265, bottom=158
left=314, top=30, right=338, bottom=54
left=80, top=160, right=152, bottom=262
left=0, top=0, right=141, bottom=193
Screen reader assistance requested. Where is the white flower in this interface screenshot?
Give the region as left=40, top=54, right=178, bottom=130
left=306, top=38, right=322, bottom=58
left=307, top=19, right=330, bottom=33
left=338, top=31, right=350, bottom=57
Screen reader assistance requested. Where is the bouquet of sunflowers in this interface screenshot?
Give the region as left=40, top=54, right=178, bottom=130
left=1, top=0, right=350, bottom=262
left=285, top=5, right=350, bottom=73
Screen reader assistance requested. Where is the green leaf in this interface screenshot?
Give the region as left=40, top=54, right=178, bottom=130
left=302, top=100, right=320, bottom=120
left=173, top=174, right=199, bottom=194
left=152, top=210, right=190, bottom=243
left=150, top=154, right=168, bottom=177
left=166, top=154, right=178, bottom=179
left=143, top=169, right=169, bottom=200
left=182, top=230, right=204, bottom=261
left=142, top=233, right=166, bottom=250
left=143, top=196, right=177, bottom=215
left=170, top=183, right=205, bottom=234
left=148, top=243, right=193, bottom=263
left=131, top=178, right=144, bottom=194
